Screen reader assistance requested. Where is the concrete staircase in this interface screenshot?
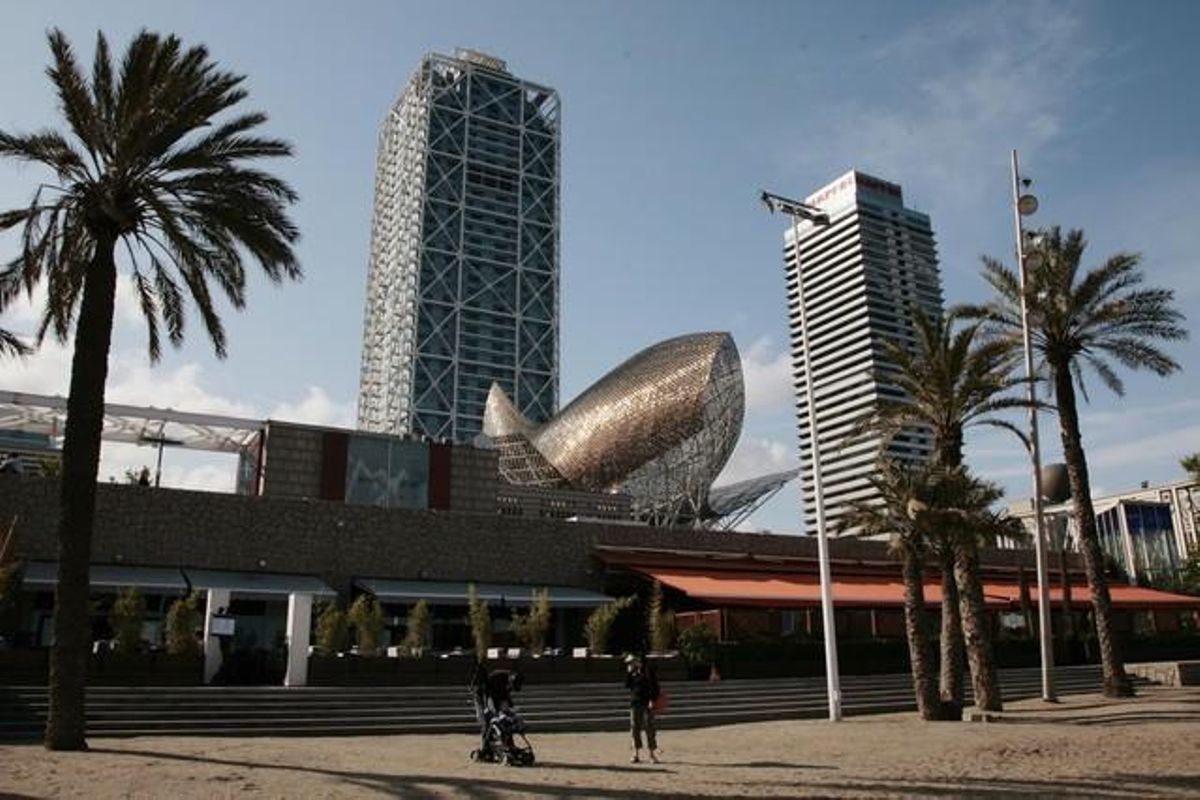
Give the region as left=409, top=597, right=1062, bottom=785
left=0, top=664, right=1137, bottom=740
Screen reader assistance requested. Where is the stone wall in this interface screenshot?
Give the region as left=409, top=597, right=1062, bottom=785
left=448, top=445, right=498, bottom=514
left=1127, top=660, right=1200, bottom=686
left=496, top=484, right=633, bottom=521
left=1, top=476, right=1053, bottom=597
left=260, top=421, right=325, bottom=500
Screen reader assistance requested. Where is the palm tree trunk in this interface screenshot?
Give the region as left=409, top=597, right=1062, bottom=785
left=955, top=547, right=1003, bottom=711
left=938, top=551, right=964, bottom=712
left=1058, top=547, right=1075, bottom=663
left=1051, top=362, right=1133, bottom=698
left=45, top=232, right=118, bottom=751
left=901, top=547, right=942, bottom=720
left=1018, top=564, right=1034, bottom=638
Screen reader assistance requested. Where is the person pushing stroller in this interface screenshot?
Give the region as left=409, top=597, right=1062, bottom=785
left=470, top=664, right=532, bottom=765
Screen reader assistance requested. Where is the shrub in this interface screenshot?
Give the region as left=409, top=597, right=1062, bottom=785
left=584, top=595, right=635, bottom=655
left=348, top=595, right=386, bottom=656
left=314, top=601, right=350, bottom=655
left=647, top=580, right=675, bottom=654
left=468, top=584, right=491, bottom=660
left=109, top=587, right=146, bottom=654
left=677, top=622, right=718, bottom=667
left=511, top=589, right=551, bottom=653
left=164, top=591, right=203, bottom=656
left=0, top=561, right=23, bottom=631
left=401, top=599, right=431, bottom=655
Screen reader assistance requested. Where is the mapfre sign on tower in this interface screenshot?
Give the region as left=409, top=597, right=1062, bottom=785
left=805, top=171, right=903, bottom=213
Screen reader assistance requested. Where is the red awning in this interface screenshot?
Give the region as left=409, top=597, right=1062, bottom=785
left=985, top=583, right=1200, bottom=609
left=648, top=569, right=1011, bottom=609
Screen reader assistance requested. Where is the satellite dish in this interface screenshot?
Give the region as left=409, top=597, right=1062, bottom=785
left=1040, top=463, right=1070, bottom=504
left=1018, top=194, right=1039, bottom=216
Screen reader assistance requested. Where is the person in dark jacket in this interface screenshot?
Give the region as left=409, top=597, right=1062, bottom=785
left=624, top=654, right=660, bottom=763
left=485, top=668, right=523, bottom=712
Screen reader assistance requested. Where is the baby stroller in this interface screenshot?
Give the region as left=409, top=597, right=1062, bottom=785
left=471, top=704, right=536, bottom=766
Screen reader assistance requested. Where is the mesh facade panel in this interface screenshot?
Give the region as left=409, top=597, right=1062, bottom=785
left=483, top=332, right=745, bottom=525
left=358, top=52, right=560, bottom=442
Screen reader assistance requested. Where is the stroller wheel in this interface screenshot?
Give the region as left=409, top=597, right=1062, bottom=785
left=469, top=748, right=481, bottom=762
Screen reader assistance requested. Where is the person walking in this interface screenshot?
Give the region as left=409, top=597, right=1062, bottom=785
left=625, top=654, right=660, bottom=763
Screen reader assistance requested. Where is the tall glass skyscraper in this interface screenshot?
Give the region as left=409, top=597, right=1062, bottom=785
left=782, top=171, right=943, bottom=535
left=358, top=50, right=560, bottom=441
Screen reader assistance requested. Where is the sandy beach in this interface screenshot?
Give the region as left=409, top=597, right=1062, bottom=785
left=3, top=686, right=1199, bottom=798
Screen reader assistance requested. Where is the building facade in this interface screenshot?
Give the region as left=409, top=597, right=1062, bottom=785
left=358, top=49, right=560, bottom=442
left=1010, top=478, right=1200, bottom=584
left=782, top=171, right=943, bottom=534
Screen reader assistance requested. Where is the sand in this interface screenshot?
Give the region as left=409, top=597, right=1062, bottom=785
left=3, top=686, right=1199, bottom=798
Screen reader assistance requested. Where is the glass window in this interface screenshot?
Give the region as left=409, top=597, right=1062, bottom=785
left=1124, top=503, right=1180, bottom=581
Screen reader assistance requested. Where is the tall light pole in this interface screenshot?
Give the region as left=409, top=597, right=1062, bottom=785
left=761, top=189, right=841, bottom=721
left=1010, top=150, right=1056, bottom=702
left=140, top=433, right=184, bottom=488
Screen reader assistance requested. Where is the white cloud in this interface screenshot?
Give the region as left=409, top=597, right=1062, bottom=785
left=715, top=435, right=798, bottom=487
left=2, top=337, right=351, bottom=494
left=2, top=272, right=149, bottom=333
left=794, top=2, right=1096, bottom=205
left=1089, top=424, right=1200, bottom=472
left=1081, top=398, right=1200, bottom=430
left=96, top=442, right=237, bottom=494
left=739, top=336, right=793, bottom=413
left=270, top=385, right=355, bottom=428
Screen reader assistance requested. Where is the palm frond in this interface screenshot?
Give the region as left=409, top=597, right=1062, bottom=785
left=0, top=328, right=31, bottom=358
left=2, top=28, right=299, bottom=364
left=0, top=131, right=89, bottom=181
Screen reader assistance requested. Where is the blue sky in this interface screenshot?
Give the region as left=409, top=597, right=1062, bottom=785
left=1, top=1, right=1198, bottom=530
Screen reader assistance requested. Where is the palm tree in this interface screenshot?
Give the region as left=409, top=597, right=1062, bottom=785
left=842, top=460, right=1025, bottom=720
left=838, top=459, right=947, bottom=721
left=924, top=469, right=1028, bottom=714
left=861, top=309, right=1027, bottom=712
left=0, top=30, right=300, bottom=749
left=966, top=227, right=1187, bottom=697
left=1181, top=453, right=1200, bottom=482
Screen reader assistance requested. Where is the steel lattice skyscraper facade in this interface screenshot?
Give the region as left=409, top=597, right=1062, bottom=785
left=782, top=171, right=943, bottom=535
left=358, top=50, right=560, bottom=441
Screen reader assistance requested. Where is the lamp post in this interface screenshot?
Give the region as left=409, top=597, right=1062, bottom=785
left=140, top=433, right=185, bottom=488
left=761, top=189, right=841, bottom=721
left=1010, top=150, right=1056, bottom=702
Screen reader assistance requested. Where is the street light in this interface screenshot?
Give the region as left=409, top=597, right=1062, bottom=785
left=761, top=189, right=841, bottom=722
left=1010, top=150, right=1057, bottom=703
left=139, top=433, right=185, bottom=488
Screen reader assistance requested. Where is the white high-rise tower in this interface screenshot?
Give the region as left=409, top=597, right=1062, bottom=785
left=783, top=171, right=944, bottom=534
left=358, top=50, right=560, bottom=441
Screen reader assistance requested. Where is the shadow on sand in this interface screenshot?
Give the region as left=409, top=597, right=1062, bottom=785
left=83, top=698, right=1200, bottom=798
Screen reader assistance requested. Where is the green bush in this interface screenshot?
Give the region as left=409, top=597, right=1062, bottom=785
left=647, top=580, right=675, bottom=654
left=109, top=587, right=146, bottom=654
left=0, top=561, right=23, bottom=636
left=164, top=591, right=203, bottom=656
left=314, top=601, right=350, bottom=655
left=677, top=622, right=718, bottom=667
left=584, top=595, right=635, bottom=655
left=348, top=595, right=386, bottom=656
left=468, top=584, right=491, bottom=660
left=511, top=588, right=552, bottom=653
left=401, top=599, right=431, bottom=656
